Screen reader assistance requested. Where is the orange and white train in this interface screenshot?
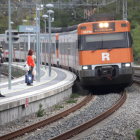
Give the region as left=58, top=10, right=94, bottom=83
left=1, top=19, right=134, bottom=88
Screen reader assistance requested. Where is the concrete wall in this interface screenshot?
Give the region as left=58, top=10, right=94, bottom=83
left=0, top=87, right=72, bottom=125
left=1, top=63, right=27, bottom=78
left=0, top=63, right=76, bottom=126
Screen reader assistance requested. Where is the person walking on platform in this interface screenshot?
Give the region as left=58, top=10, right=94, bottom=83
left=31, top=50, right=36, bottom=81
left=0, top=53, right=5, bottom=97
left=26, top=50, right=35, bottom=86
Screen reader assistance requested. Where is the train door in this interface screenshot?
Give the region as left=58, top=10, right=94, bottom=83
left=68, top=42, right=70, bottom=70
left=64, top=38, right=66, bottom=69
left=59, top=38, right=62, bottom=68
left=62, top=38, right=64, bottom=68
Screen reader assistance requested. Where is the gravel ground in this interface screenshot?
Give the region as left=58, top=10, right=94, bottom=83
left=16, top=92, right=120, bottom=140
left=80, top=84, right=140, bottom=140
left=0, top=95, right=85, bottom=136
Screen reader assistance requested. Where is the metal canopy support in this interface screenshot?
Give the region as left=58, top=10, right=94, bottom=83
left=123, top=0, right=127, bottom=20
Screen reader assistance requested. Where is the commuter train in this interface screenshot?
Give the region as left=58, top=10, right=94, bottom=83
left=0, top=17, right=134, bottom=88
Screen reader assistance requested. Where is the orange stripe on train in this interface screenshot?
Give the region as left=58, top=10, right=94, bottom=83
left=79, top=48, right=133, bottom=65
left=78, top=20, right=130, bottom=35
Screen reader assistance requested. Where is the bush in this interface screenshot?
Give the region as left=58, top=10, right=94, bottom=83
left=71, top=93, right=79, bottom=98
left=135, top=129, right=140, bottom=140
left=55, top=105, right=63, bottom=108
left=67, top=99, right=77, bottom=103
left=37, top=103, right=44, bottom=117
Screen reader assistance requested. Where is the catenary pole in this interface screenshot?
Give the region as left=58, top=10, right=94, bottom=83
left=45, top=20, right=46, bottom=70
left=8, top=0, right=11, bottom=89
left=38, top=8, right=40, bottom=82
left=49, top=12, right=51, bottom=76
left=36, top=4, right=39, bottom=82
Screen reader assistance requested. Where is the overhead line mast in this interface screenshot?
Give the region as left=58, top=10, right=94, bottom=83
left=0, top=0, right=126, bottom=20
left=123, top=0, right=127, bottom=20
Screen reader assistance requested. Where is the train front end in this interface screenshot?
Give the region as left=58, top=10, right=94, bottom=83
left=78, top=20, right=134, bottom=88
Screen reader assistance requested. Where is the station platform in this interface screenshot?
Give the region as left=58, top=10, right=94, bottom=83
left=0, top=63, right=76, bottom=125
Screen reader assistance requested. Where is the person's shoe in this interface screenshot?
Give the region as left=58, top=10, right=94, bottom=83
left=0, top=94, right=5, bottom=97
left=27, top=83, right=33, bottom=86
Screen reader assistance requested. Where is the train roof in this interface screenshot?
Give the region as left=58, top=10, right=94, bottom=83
left=89, top=13, right=116, bottom=22
left=41, top=25, right=78, bottom=33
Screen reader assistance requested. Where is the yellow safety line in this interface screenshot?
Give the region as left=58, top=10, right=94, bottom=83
left=1, top=68, right=47, bottom=90
left=3, top=70, right=57, bottom=95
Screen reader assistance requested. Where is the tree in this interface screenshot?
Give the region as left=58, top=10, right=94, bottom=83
left=131, top=24, right=140, bottom=62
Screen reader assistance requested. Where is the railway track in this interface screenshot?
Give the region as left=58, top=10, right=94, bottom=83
left=0, top=68, right=138, bottom=140
left=133, top=74, right=140, bottom=83
left=0, top=94, right=92, bottom=140
left=50, top=91, right=126, bottom=140
left=1, top=67, right=135, bottom=140
left=133, top=67, right=140, bottom=83
left=0, top=92, right=127, bottom=140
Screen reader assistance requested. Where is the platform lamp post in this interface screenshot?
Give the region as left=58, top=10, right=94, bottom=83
left=23, top=20, right=27, bottom=60
left=34, top=17, right=39, bottom=82
left=46, top=4, right=54, bottom=77
left=42, top=15, right=48, bottom=70
left=36, top=4, right=44, bottom=82
left=34, top=17, right=39, bottom=56
left=10, top=22, right=14, bottom=62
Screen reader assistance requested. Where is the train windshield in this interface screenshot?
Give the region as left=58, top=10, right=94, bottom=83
left=80, top=32, right=131, bottom=50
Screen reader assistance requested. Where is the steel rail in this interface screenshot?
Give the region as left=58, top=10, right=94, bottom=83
left=134, top=74, right=140, bottom=77
left=50, top=91, right=126, bottom=140
left=133, top=74, right=140, bottom=83
left=0, top=94, right=92, bottom=140
left=1, top=72, right=14, bottom=79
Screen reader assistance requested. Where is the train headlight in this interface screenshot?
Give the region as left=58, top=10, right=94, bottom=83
left=83, top=66, right=88, bottom=70
left=122, top=63, right=131, bottom=68
left=104, top=23, right=109, bottom=27
left=82, top=65, right=91, bottom=70
left=99, top=23, right=103, bottom=28
left=99, top=23, right=109, bottom=28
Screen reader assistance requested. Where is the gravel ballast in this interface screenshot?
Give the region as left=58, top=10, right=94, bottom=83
left=80, top=85, right=140, bottom=140
left=0, top=95, right=85, bottom=136
left=16, top=93, right=120, bottom=140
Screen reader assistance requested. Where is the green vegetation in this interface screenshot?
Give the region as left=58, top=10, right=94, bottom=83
left=135, top=129, right=140, bottom=140
left=37, top=103, right=44, bottom=117
left=70, top=93, right=79, bottom=98
left=67, top=99, right=77, bottom=104
left=131, top=24, right=140, bottom=62
left=1, top=1, right=140, bottom=62
left=55, top=105, right=63, bottom=109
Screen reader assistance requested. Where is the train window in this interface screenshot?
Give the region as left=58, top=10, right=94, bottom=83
left=103, top=33, right=124, bottom=41
left=81, top=26, right=86, bottom=30
left=78, top=35, right=85, bottom=50
left=128, top=32, right=133, bottom=47
left=81, top=32, right=129, bottom=50
left=86, top=34, right=102, bottom=42
left=85, top=33, right=124, bottom=42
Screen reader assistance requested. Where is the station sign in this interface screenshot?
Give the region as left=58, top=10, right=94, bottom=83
left=25, top=98, right=28, bottom=108
left=18, top=25, right=40, bottom=33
